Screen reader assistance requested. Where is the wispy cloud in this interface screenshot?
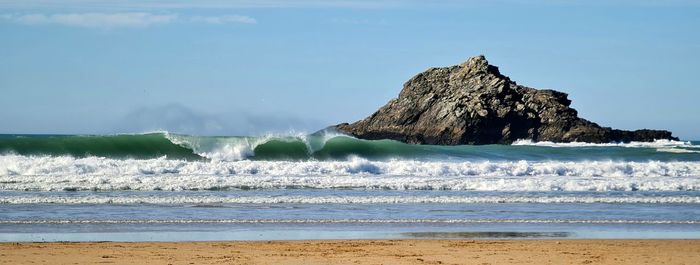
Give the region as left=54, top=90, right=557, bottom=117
left=0, top=0, right=698, bottom=10
left=0, top=12, right=257, bottom=28
left=1, top=12, right=176, bottom=28
left=190, top=15, right=257, bottom=24
left=0, top=0, right=399, bottom=10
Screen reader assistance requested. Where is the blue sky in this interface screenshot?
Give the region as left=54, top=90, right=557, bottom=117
left=1, top=0, right=699, bottom=139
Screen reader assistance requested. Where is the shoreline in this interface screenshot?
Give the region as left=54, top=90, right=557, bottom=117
left=2, top=239, right=699, bottom=264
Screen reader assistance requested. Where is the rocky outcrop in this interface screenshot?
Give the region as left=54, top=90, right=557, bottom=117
left=335, top=55, right=676, bottom=145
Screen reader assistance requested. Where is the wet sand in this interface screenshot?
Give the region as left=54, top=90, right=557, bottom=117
left=1, top=239, right=699, bottom=264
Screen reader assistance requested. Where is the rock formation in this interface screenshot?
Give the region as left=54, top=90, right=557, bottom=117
left=335, top=55, right=676, bottom=145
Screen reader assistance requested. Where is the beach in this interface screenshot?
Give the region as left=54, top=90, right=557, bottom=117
left=2, top=239, right=699, bottom=264
left=4, top=1, right=699, bottom=264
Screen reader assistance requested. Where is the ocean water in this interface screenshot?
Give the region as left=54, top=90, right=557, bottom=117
left=1, top=133, right=699, bottom=241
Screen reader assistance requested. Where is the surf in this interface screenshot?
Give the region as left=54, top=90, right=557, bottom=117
left=2, top=155, right=700, bottom=192
left=0, top=133, right=201, bottom=160
left=1, top=133, right=699, bottom=162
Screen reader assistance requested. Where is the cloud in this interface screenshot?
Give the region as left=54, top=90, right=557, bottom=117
left=1, top=0, right=698, bottom=10
left=190, top=15, right=257, bottom=24
left=0, top=0, right=399, bottom=9
left=0, top=12, right=258, bottom=28
left=1, top=12, right=177, bottom=28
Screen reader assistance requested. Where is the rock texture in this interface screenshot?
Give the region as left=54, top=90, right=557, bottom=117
left=335, top=55, right=676, bottom=144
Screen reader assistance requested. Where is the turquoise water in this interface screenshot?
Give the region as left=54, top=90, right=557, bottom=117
left=1, top=133, right=698, bottom=161
left=0, top=133, right=699, bottom=241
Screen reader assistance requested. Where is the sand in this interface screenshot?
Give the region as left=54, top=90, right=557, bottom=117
left=1, top=240, right=699, bottom=264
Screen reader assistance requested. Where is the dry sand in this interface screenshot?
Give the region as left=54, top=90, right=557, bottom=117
left=1, top=240, right=699, bottom=265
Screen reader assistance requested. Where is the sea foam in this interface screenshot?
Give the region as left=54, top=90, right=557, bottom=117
left=512, top=139, right=693, bottom=148
left=2, top=219, right=698, bottom=225
left=165, top=131, right=348, bottom=161
left=2, top=155, right=699, bottom=192
left=2, top=194, right=698, bottom=204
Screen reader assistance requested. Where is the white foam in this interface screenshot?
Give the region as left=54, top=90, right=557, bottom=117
left=2, top=194, right=698, bottom=204
left=165, top=132, right=351, bottom=161
left=1, top=155, right=700, bottom=191
left=657, top=148, right=700, bottom=154
left=512, top=139, right=693, bottom=148
left=1, top=219, right=698, bottom=225
left=165, top=133, right=263, bottom=161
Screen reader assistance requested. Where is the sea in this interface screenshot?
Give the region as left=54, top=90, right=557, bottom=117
left=1, top=132, right=699, bottom=241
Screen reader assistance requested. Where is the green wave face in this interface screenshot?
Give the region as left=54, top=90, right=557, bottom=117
left=252, top=140, right=311, bottom=160
left=251, top=137, right=434, bottom=160
left=0, top=134, right=202, bottom=160
left=311, top=137, right=437, bottom=160
left=0, top=133, right=697, bottom=162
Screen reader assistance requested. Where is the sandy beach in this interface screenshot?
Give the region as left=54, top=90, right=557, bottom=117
left=1, top=239, right=698, bottom=265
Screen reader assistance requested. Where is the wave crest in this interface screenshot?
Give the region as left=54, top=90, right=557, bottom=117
left=1, top=133, right=698, bottom=161
left=2, top=155, right=699, bottom=192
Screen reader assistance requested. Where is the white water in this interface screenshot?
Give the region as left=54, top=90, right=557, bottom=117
left=2, top=155, right=699, bottom=191
left=167, top=134, right=699, bottom=161
left=2, top=219, right=698, bottom=225
left=513, top=139, right=700, bottom=154
left=512, top=139, right=693, bottom=148
left=165, top=131, right=348, bottom=161
left=2, top=194, right=699, bottom=204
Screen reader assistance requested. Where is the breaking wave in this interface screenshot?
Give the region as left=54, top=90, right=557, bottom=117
left=1, top=133, right=698, bottom=162
left=2, top=155, right=699, bottom=191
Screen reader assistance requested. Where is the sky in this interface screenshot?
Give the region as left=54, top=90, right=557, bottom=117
left=1, top=0, right=699, bottom=139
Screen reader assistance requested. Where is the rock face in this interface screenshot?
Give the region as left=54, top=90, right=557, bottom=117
left=335, top=55, right=677, bottom=145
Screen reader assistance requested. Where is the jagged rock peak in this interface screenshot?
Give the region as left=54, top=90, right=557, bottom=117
left=334, top=55, right=676, bottom=145
left=461, top=55, right=489, bottom=72
left=451, top=55, right=502, bottom=78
